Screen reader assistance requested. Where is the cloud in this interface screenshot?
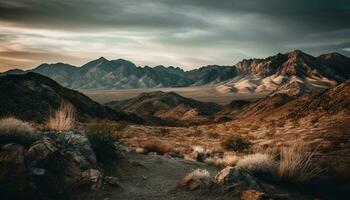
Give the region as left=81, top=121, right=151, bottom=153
left=0, top=0, right=349, bottom=71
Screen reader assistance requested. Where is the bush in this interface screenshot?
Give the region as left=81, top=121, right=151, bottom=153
left=178, top=169, right=211, bottom=190
left=85, top=120, right=123, bottom=163
left=236, top=153, right=277, bottom=175
left=142, top=140, right=172, bottom=155
left=0, top=117, right=39, bottom=147
left=278, top=140, right=323, bottom=182
left=221, top=134, right=252, bottom=152
left=47, top=102, right=75, bottom=131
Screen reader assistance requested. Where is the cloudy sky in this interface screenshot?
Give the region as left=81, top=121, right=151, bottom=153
left=0, top=0, right=349, bottom=72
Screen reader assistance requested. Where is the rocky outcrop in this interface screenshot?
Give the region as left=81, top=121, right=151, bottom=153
left=0, top=131, right=109, bottom=199
left=214, top=167, right=261, bottom=191
left=0, top=144, right=28, bottom=197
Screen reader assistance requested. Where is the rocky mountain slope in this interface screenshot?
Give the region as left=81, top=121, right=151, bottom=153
left=1, top=50, right=349, bottom=95
left=106, top=91, right=222, bottom=125
left=0, top=73, right=142, bottom=122
left=217, top=50, right=350, bottom=94
left=222, top=79, right=350, bottom=121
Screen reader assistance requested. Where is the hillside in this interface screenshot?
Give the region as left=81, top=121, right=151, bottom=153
left=0, top=73, right=142, bottom=122
left=106, top=91, right=222, bottom=125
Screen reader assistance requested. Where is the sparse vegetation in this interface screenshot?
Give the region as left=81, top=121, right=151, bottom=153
left=205, top=154, right=240, bottom=167
left=236, top=153, right=276, bottom=175
left=178, top=169, right=211, bottom=190
left=85, top=120, right=123, bottom=163
left=0, top=117, right=39, bottom=147
left=278, top=140, right=323, bottom=182
left=142, top=140, right=172, bottom=155
left=47, top=102, right=75, bottom=131
left=221, top=134, right=252, bottom=152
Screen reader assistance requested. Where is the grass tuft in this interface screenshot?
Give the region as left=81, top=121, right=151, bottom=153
left=47, top=102, right=75, bottom=131
left=278, top=140, right=323, bottom=182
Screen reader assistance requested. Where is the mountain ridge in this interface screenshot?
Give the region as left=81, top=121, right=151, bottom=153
left=1, top=50, right=349, bottom=95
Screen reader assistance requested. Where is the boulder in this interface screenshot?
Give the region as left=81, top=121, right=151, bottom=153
left=104, top=176, right=120, bottom=187
left=241, top=190, right=271, bottom=200
left=0, top=144, right=28, bottom=194
left=46, top=131, right=97, bottom=167
left=27, top=137, right=58, bottom=166
left=215, top=167, right=261, bottom=190
left=81, top=169, right=102, bottom=190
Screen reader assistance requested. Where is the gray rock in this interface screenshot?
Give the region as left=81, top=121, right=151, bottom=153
left=215, top=167, right=261, bottom=190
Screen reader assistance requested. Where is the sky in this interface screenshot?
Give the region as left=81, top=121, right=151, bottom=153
left=0, top=0, right=349, bottom=72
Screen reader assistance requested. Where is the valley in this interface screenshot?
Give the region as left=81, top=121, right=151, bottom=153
left=81, top=86, right=268, bottom=105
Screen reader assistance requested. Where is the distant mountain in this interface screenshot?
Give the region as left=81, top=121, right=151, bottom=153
left=1, top=50, right=349, bottom=95
left=106, top=91, right=222, bottom=125
left=223, top=79, right=350, bottom=121
left=0, top=73, right=143, bottom=123
left=217, top=50, right=350, bottom=94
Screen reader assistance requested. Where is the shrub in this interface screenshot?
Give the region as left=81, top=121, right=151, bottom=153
left=85, top=120, right=122, bottom=163
left=142, top=140, right=172, bottom=155
left=178, top=169, right=211, bottom=190
left=47, top=102, right=75, bottom=131
left=0, top=117, right=39, bottom=147
left=278, top=140, right=323, bottom=182
left=221, top=134, right=252, bottom=152
left=205, top=154, right=240, bottom=167
left=236, top=153, right=277, bottom=175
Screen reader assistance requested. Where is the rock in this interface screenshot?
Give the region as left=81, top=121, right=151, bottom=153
left=241, top=190, right=271, bottom=200
left=104, top=176, right=120, bottom=187
left=81, top=169, right=102, bottom=190
left=178, top=171, right=212, bottom=191
left=215, top=167, right=261, bottom=190
left=46, top=131, right=98, bottom=167
left=0, top=144, right=27, bottom=194
left=27, top=137, right=58, bottom=166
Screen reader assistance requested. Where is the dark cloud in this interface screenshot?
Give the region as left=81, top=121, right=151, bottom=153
left=0, top=0, right=349, bottom=70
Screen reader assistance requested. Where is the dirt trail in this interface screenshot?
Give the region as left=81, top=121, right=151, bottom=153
left=80, top=152, right=235, bottom=200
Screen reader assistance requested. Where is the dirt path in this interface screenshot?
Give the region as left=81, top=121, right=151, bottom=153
left=80, top=152, right=236, bottom=200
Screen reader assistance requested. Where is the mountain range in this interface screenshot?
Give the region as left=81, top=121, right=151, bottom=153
left=0, top=73, right=142, bottom=123
left=1, top=50, right=350, bottom=96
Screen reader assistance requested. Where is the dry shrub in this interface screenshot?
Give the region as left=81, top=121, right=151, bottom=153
left=85, top=120, right=122, bottom=163
left=221, top=134, right=252, bottom=152
left=178, top=169, right=211, bottom=190
left=278, top=140, right=323, bottom=182
left=205, top=154, right=240, bottom=167
left=142, top=140, right=172, bottom=155
left=47, top=102, right=75, bottom=131
left=236, top=153, right=277, bottom=175
left=0, top=117, right=39, bottom=147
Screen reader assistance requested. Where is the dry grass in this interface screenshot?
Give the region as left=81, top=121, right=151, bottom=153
left=178, top=169, right=211, bottom=190
left=236, top=153, right=276, bottom=174
left=47, top=102, right=75, bottom=131
left=142, top=140, right=172, bottom=155
left=0, top=117, right=38, bottom=147
left=278, top=140, right=323, bottom=182
left=205, top=154, right=240, bottom=167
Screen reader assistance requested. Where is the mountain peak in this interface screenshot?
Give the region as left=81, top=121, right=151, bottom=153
left=286, top=50, right=309, bottom=58
left=97, top=56, right=108, bottom=61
